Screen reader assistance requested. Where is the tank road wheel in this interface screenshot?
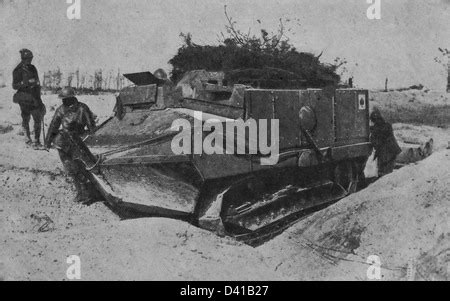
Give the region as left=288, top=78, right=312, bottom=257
left=333, top=161, right=358, bottom=195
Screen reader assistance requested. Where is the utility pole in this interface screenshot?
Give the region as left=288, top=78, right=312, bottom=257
left=438, top=48, right=450, bottom=93
left=447, top=52, right=450, bottom=93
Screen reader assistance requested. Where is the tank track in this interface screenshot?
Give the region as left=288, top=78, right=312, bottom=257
left=230, top=200, right=339, bottom=247
left=224, top=160, right=363, bottom=246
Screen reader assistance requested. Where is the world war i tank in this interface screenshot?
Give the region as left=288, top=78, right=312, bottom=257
left=81, top=69, right=372, bottom=242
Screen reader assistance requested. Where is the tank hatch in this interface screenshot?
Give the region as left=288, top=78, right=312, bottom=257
left=123, top=72, right=165, bottom=86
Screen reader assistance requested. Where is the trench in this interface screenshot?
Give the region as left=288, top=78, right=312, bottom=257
left=0, top=160, right=400, bottom=247
left=99, top=174, right=383, bottom=247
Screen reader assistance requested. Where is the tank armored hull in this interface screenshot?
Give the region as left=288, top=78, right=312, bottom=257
left=84, top=80, right=372, bottom=238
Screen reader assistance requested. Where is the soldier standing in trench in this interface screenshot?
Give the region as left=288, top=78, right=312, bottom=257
left=12, top=49, right=46, bottom=148
left=45, top=87, right=98, bottom=204
left=370, top=108, right=402, bottom=177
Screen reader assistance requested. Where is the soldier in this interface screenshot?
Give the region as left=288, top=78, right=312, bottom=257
left=12, top=49, right=46, bottom=148
left=45, top=87, right=97, bottom=204
left=154, top=68, right=170, bottom=83
left=370, top=109, right=402, bottom=177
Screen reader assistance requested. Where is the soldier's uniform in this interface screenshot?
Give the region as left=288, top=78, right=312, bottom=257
left=370, top=110, right=402, bottom=177
left=45, top=87, right=97, bottom=203
left=12, top=49, right=45, bottom=147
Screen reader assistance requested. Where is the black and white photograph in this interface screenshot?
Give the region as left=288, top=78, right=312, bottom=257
left=0, top=0, right=449, bottom=284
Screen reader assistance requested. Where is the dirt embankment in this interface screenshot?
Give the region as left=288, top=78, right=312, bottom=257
left=259, top=150, right=450, bottom=281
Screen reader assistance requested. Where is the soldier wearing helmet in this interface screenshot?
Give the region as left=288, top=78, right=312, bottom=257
left=45, top=87, right=97, bottom=204
left=154, top=68, right=174, bottom=85
left=154, top=68, right=168, bottom=81
left=12, top=49, right=46, bottom=148
left=369, top=108, right=402, bottom=177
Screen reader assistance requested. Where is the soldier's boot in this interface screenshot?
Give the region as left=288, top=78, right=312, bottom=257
left=33, top=141, right=43, bottom=149
left=32, top=124, right=43, bottom=149
left=80, top=183, right=95, bottom=205
left=72, top=179, right=84, bottom=203
left=72, top=177, right=94, bottom=205
left=23, top=125, right=32, bottom=145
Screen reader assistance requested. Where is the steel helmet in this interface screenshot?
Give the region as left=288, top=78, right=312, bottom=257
left=370, top=108, right=383, bottom=122
left=58, top=87, right=76, bottom=99
left=20, top=49, right=33, bottom=60
left=154, top=68, right=168, bottom=80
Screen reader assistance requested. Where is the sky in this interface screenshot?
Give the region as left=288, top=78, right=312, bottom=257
left=0, top=0, right=449, bottom=89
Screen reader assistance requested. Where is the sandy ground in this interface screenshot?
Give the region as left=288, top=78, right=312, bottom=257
left=0, top=87, right=283, bottom=281
left=0, top=87, right=449, bottom=281
left=260, top=150, right=450, bottom=281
